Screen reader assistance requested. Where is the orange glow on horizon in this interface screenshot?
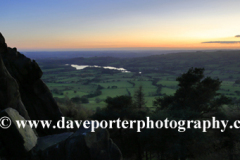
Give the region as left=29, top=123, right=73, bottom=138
left=7, top=32, right=240, bottom=51
left=15, top=40, right=240, bottom=51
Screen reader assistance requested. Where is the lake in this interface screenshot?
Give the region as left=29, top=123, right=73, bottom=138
left=68, top=64, right=130, bottom=73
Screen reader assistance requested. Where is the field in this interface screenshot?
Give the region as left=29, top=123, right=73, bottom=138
left=38, top=51, right=240, bottom=110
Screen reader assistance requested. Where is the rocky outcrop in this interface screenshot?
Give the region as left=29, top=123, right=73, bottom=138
left=0, top=33, right=122, bottom=160
left=0, top=55, right=30, bottom=120
left=0, top=32, right=63, bottom=136
left=0, top=33, right=7, bottom=53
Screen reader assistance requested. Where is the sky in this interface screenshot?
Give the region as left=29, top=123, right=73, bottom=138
left=1, top=0, right=240, bottom=51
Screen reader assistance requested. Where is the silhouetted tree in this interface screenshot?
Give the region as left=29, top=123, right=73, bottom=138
left=154, top=68, right=231, bottom=117
left=153, top=68, right=232, bottom=160
left=133, top=85, right=146, bottom=108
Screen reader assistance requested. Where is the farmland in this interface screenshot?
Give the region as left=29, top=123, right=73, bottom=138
left=37, top=50, right=240, bottom=110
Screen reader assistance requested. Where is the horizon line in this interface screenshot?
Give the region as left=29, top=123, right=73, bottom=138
left=20, top=48, right=240, bottom=52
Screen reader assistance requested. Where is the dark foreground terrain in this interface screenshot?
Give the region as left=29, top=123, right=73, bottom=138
left=0, top=33, right=122, bottom=160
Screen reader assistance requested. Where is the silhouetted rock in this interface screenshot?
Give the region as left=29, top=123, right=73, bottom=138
left=0, top=33, right=7, bottom=53
left=32, top=128, right=122, bottom=160
left=33, top=132, right=73, bottom=153
left=0, top=32, right=63, bottom=136
left=0, top=55, right=30, bottom=120
left=0, top=33, right=122, bottom=160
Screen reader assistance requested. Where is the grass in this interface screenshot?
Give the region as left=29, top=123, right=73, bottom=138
left=161, top=88, right=176, bottom=95
left=40, top=56, right=240, bottom=110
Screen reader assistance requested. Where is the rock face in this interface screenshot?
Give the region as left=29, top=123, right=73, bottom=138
left=0, top=32, right=63, bottom=136
left=0, top=55, right=30, bottom=120
left=0, top=33, right=122, bottom=160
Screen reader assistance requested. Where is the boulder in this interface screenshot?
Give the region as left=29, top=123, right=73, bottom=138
left=0, top=108, right=37, bottom=157
left=33, top=132, right=73, bottom=153
left=32, top=128, right=122, bottom=160
left=82, top=128, right=122, bottom=160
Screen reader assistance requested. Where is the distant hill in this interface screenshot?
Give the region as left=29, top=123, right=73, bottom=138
left=35, top=50, right=240, bottom=82
left=24, top=50, right=199, bottom=59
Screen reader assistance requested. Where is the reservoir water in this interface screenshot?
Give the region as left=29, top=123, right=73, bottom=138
left=69, top=64, right=130, bottom=73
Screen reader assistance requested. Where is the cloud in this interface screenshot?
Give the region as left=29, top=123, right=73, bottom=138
left=202, top=41, right=240, bottom=44
left=202, top=35, right=240, bottom=43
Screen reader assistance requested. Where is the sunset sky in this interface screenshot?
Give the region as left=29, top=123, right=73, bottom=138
left=1, top=0, right=240, bottom=51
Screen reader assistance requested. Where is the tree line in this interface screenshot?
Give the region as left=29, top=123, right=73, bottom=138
left=92, top=68, right=240, bottom=160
